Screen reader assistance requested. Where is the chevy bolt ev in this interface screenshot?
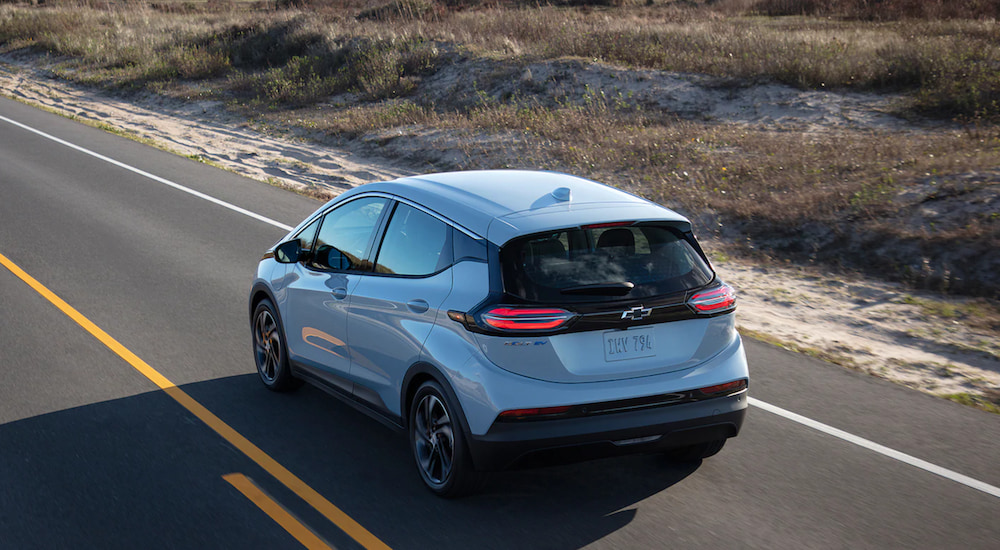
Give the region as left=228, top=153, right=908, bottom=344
left=249, top=170, right=748, bottom=497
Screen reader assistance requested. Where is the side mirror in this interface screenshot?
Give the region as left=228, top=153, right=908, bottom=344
left=274, top=240, right=301, bottom=264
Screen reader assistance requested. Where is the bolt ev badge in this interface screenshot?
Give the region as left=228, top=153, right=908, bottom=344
left=621, top=306, right=652, bottom=321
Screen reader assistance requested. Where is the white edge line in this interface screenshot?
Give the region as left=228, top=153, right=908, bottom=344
left=5, top=112, right=999, bottom=502
left=749, top=396, right=1000, bottom=499
left=0, top=114, right=294, bottom=232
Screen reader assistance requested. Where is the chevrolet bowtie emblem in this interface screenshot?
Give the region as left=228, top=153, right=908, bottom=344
left=621, top=306, right=652, bottom=321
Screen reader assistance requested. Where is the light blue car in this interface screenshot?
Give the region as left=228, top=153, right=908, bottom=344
left=249, top=170, right=749, bottom=497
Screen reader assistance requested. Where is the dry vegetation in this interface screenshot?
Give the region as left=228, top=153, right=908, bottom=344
left=1, top=0, right=999, bottom=297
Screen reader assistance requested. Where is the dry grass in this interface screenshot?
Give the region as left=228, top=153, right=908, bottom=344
left=4, top=2, right=1000, bottom=117
left=1, top=1, right=999, bottom=294
left=286, top=88, right=999, bottom=234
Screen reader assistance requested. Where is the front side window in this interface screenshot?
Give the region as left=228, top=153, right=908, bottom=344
left=374, top=204, right=452, bottom=276
left=501, top=224, right=713, bottom=302
left=294, top=218, right=321, bottom=251
left=308, top=197, right=388, bottom=271
left=277, top=218, right=321, bottom=263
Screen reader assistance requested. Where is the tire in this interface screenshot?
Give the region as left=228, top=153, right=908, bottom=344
left=251, top=299, right=301, bottom=392
left=663, top=439, right=727, bottom=463
left=409, top=380, right=484, bottom=498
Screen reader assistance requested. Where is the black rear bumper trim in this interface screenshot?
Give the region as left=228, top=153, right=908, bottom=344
left=467, top=393, right=748, bottom=471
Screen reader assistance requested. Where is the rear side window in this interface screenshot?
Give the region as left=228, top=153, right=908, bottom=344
left=454, top=230, right=487, bottom=263
left=374, top=204, right=453, bottom=276
left=501, top=224, right=713, bottom=302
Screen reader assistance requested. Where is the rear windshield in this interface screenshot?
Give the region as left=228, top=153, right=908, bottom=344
left=500, top=224, right=714, bottom=303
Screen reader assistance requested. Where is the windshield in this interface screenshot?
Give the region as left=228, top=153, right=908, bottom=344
left=500, top=224, right=714, bottom=303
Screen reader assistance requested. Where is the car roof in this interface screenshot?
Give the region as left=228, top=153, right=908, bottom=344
left=335, top=170, right=691, bottom=245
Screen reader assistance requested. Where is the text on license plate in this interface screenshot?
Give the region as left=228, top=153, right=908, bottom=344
left=603, top=327, right=656, bottom=362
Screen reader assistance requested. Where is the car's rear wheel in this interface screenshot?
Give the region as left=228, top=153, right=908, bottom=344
left=663, top=438, right=727, bottom=462
left=409, top=380, right=483, bottom=498
left=252, top=299, right=300, bottom=392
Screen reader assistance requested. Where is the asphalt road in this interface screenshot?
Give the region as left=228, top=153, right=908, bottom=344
left=1, top=96, right=998, bottom=549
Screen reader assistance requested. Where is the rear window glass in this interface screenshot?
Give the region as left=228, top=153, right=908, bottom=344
left=500, top=224, right=713, bottom=302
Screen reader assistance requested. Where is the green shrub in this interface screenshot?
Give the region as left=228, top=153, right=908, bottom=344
left=229, top=55, right=339, bottom=106
left=226, top=17, right=329, bottom=69
left=337, top=37, right=441, bottom=100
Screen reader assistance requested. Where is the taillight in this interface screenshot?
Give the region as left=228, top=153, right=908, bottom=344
left=697, top=378, right=748, bottom=396
left=480, top=307, right=575, bottom=331
left=688, top=283, right=736, bottom=314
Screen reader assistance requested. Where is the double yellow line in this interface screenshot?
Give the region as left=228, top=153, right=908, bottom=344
left=0, top=251, right=391, bottom=550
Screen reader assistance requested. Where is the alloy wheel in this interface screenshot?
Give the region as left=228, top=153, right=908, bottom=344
left=254, top=309, right=281, bottom=383
left=412, top=393, right=455, bottom=486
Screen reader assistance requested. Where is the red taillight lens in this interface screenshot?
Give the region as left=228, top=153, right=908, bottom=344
left=697, top=379, right=748, bottom=396
left=481, top=307, right=574, bottom=331
left=497, top=405, right=572, bottom=421
left=688, top=283, right=736, bottom=313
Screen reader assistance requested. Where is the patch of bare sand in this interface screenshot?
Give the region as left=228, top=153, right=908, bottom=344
left=714, top=252, right=1000, bottom=399
left=2, top=54, right=997, bottom=410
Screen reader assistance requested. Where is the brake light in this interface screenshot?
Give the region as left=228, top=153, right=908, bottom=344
left=688, top=283, right=736, bottom=313
left=481, top=307, right=574, bottom=331
left=582, top=221, right=634, bottom=230
left=697, top=379, right=748, bottom=396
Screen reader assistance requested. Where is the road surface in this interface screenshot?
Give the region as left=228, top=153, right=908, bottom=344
left=1, top=96, right=998, bottom=549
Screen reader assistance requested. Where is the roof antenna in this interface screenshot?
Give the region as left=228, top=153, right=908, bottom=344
left=551, top=187, right=572, bottom=202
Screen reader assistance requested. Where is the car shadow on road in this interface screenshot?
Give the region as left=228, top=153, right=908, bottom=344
left=0, top=373, right=703, bottom=550
left=181, top=373, right=704, bottom=550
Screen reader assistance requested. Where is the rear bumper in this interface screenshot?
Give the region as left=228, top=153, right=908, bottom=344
left=466, top=390, right=748, bottom=471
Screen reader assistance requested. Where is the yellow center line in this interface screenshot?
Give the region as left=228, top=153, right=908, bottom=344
left=0, top=251, right=391, bottom=550
left=224, top=473, right=333, bottom=550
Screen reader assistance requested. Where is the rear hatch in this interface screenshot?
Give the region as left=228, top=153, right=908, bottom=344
left=471, top=222, right=738, bottom=383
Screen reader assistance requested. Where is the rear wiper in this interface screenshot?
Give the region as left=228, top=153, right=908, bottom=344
left=560, top=282, right=635, bottom=296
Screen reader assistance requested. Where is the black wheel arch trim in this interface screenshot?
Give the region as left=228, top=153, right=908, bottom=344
left=401, top=363, right=474, bottom=439
left=249, top=282, right=278, bottom=323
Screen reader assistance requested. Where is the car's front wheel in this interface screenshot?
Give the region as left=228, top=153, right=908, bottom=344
left=252, top=299, right=300, bottom=392
left=409, top=380, right=483, bottom=498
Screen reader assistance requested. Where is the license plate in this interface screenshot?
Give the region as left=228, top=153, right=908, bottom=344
left=603, top=327, right=656, bottom=362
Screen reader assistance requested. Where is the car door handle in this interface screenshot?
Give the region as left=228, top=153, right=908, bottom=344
left=406, top=299, right=429, bottom=314
left=331, top=287, right=348, bottom=300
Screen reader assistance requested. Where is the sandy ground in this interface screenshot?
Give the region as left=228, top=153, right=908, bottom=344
left=0, top=55, right=409, bottom=195
left=2, top=54, right=998, bottom=408
left=421, top=56, right=910, bottom=133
